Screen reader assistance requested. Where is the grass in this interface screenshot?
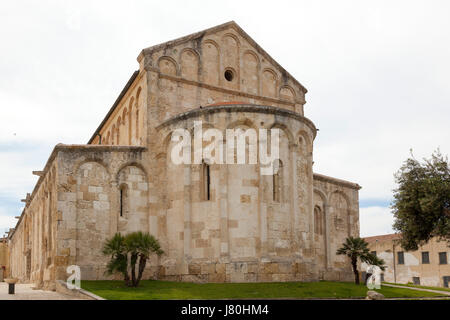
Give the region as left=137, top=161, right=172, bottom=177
left=384, top=282, right=450, bottom=293
left=81, top=280, right=446, bottom=300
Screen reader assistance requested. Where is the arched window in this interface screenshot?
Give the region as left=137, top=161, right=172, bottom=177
left=122, top=108, right=128, bottom=144
left=111, top=125, right=116, bottom=145
left=135, top=87, right=141, bottom=144
left=135, top=107, right=139, bottom=144
left=128, top=97, right=134, bottom=145
left=117, top=117, right=121, bottom=145
left=273, top=159, right=283, bottom=202
left=201, top=161, right=211, bottom=201
left=119, top=184, right=128, bottom=217
left=314, top=206, right=324, bottom=235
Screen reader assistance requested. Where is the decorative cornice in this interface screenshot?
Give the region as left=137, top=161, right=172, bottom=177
left=156, top=104, right=317, bottom=139
left=150, top=71, right=303, bottom=106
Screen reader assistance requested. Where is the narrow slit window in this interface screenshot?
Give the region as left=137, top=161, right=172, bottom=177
left=273, top=160, right=283, bottom=202
left=206, top=164, right=210, bottom=200
left=119, top=185, right=128, bottom=217
left=202, top=162, right=211, bottom=201
left=120, top=188, right=124, bottom=217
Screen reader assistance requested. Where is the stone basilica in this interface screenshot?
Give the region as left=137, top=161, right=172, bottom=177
left=8, top=21, right=360, bottom=289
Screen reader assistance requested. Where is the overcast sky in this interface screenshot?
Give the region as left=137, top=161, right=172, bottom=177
left=1, top=0, right=449, bottom=238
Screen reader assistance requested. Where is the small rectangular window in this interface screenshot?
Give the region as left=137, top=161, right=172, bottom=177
left=444, top=276, right=450, bottom=288
left=397, top=251, right=405, bottom=264
left=206, top=164, right=210, bottom=201
left=421, top=252, right=430, bottom=264
left=439, top=252, right=448, bottom=265
left=413, top=277, right=420, bottom=285
left=380, top=273, right=385, bottom=282
left=201, top=162, right=211, bottom=201
left=371, top=251, right=377, bottom=256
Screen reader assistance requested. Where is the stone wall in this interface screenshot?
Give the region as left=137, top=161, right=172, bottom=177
left=150, top=104, right=357, bottom=282
left=8, top=145, right=150, bottom=286
left=8, top=157, right=58, bottom=288
left=55, top=145, right=149, bottom=281
left=312, top=173, right=361, bottom=281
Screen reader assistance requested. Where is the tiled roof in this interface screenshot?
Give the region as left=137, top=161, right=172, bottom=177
left=364, top=233, right=402, bottom=243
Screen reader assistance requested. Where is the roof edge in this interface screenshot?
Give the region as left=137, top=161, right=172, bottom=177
left=87, top=70, right=140, bottom=144
left=313, top=172, right=361, bottom=190
left=363, top=233, right=402, bottom=243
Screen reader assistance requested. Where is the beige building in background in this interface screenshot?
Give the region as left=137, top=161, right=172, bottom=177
left=8, top=21, right=361, bottom=289
left=363, top=234, right=450, bottom=288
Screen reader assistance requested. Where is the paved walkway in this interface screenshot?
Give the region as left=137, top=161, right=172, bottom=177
left=0, top=283, right=89, bottom=300
left=382, top=283, right=450, bottom=296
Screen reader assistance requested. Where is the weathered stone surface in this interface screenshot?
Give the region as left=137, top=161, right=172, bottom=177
left=7, top=22, right=360, bottom=286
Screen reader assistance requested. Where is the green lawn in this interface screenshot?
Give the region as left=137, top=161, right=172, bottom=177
left=383, top=282, right=450, bottom=293
left=81, top=280, right=446, bottom=300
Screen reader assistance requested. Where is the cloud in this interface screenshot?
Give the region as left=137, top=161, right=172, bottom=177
left=360, top=206, right=395, bottom=237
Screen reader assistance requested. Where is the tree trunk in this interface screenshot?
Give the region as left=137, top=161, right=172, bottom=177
left=124, top=272, right=131, bottom=287
left=135, top=254, right=147, bottom=287
left=352, top=257, right=359, bottom=285
left=130, top=253, right=138, bottom=287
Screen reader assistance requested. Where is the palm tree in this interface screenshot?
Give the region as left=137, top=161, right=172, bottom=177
left=125, top=231, right=164, bottom=287
left=336, top=236, right=385, bottom=284
left=103, top=231, right=164, bottom=287
left=102, top=233, right=130, bottom=286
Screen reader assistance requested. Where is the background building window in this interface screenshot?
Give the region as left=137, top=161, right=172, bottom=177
left=380, top=273, right=384, bottom=282
left=443, top=276, right=450, bottom=288
left=371, top=251, right=377, bottom=256
left=413, top=277, right=420, bottom=285
left=397, top=251, right=405, bottom=264
left=421, top=252, right=430, bottom=264
left=439, top=252, right=448, bottom=265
